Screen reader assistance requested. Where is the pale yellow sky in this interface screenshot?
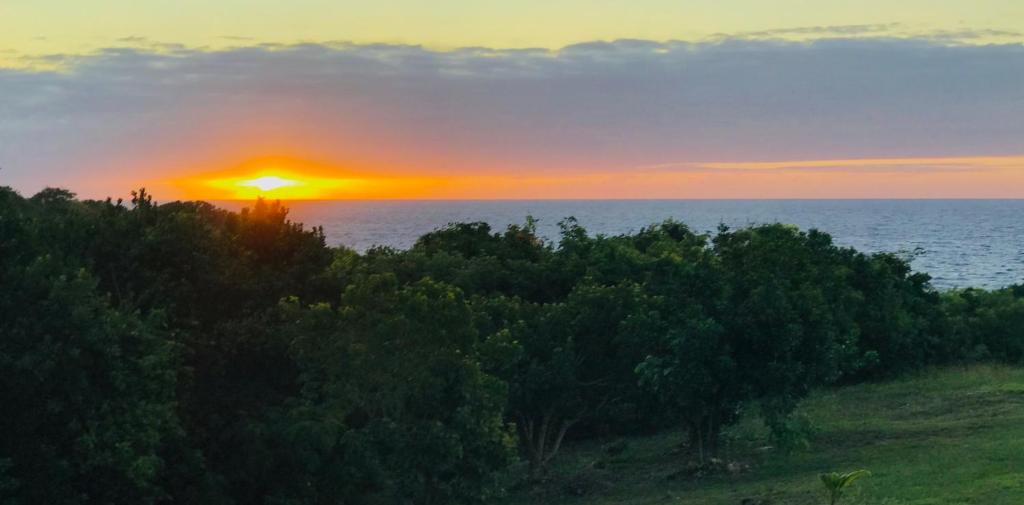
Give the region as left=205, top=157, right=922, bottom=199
left=3, top=0, right=1023, bottom=63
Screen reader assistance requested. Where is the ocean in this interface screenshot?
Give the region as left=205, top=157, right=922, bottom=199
left=216, top=200, right=1024, bottom=290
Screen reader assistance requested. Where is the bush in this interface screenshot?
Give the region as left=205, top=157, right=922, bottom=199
left=6, top=186, right=1014, bottom=501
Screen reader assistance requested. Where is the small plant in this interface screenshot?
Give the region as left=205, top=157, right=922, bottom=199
left=819, top=469, right=870, bottom=505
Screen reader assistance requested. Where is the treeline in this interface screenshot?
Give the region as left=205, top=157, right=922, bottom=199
left=1, top=187, right=1022, bottom=504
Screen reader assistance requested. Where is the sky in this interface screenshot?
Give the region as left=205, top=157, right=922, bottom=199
left=1, top=1, right=1023, bottom=199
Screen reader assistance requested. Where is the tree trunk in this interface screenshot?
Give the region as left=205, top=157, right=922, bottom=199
left=687, top=420, right=705, bottom=464
left=686, top=414, right=722, bottom=464
left=521, top=412, right=577, bottom=479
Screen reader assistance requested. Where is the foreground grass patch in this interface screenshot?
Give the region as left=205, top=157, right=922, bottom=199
left=502, top=365, right=1024, bottom=504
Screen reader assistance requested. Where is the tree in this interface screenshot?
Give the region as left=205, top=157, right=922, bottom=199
left=269, top=275, right=515, bottom=504
left=639, top=225, right=866, bottom=460
left=407, top=220, right=568, bottom=303
left=713, top=225, right=863, bottom=440
left=846, top=252, right=941, bottom=377
left=3, top=188, right=337, bottom=502
left=941, top=287, right=1024, bottom=363
left=478, top=281, right=653, bottom=476
left=0, top=188, right=179, bottom=504
left=635, top=311, right=737, bottom=463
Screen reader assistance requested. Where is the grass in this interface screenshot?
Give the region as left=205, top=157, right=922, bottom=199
left=501, top=365, right=1024, bottom=504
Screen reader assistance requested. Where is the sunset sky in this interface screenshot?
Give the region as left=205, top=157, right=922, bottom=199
left=2, top=1, right=1023, bottom=199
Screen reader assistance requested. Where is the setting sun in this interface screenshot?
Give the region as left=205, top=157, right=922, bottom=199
left=169, top=157, right=460, bottom=200
left=200, top=171, right=345, bottom=199
left=173, top=160, right=412, bottom=199
left=171, top=158, right=372, bottom=199
left=238, top=175, right=302, bottom=192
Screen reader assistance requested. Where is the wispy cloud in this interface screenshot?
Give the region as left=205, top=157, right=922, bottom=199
left=725, top=23, right=903, bottom=39
left=716, top=23, right=1024, bottom=44
left=645, top=156, right=1024, bottom=173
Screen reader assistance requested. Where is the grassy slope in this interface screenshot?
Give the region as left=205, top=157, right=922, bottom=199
left=502, top=365, right=1024, bottom=504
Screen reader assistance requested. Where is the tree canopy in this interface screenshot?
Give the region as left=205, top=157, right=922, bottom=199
left=1, top=186, right=1020, bottom=503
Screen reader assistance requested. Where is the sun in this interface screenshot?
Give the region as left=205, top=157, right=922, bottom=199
left=176, top=157, right=446, bottom=199
left=193, top=167, right=363, bottom=199
left=237, top=175, right=302, bottom=192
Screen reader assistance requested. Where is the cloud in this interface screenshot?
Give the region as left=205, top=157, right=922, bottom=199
left=917, top=28, right=1024, bottom=43
left=717, top=23, right=1024, bottom=44
left=0, top=37, right=1023, bottom=197
left=645, top=156, right=1024, bottom=174
left=726, top=23, right=903, bottom=39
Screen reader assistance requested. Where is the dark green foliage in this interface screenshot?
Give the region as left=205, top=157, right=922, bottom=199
left=2, top=185, right=1019, bottom=503
left=0, top=188, right=179, bottom=504
left=845, top=252, right=943, bottom=377
left=637, top=224, right=943, bottom=458
left=270, top=277, right=515, bottom=504
left=0, top=187, right=520, bottom=504
left=477, top=282, right=656, bottom=475
left=941, top=286, right=1024, bottom=363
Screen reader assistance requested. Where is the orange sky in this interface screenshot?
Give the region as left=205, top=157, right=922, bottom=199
left=154, top=155, right=1024, bottom=200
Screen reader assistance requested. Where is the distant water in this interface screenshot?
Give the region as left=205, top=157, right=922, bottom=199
left=215, top=200, right=1024, bottom=290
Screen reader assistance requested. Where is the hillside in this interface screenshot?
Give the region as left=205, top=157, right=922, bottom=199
left=503, top=365, right=1024, bottom=504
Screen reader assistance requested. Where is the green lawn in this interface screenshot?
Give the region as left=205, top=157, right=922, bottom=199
left=501, top=365, right=1024, bottom=504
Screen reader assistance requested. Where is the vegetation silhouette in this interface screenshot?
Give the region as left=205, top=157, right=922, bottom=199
left=1, top=187, right=1021, bottom=504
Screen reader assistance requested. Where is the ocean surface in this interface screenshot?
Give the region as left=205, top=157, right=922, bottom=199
left=216, top=200, right=1024, bottom=290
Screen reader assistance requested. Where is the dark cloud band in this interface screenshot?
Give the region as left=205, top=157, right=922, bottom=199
left=1, top=37, right=1022, bottom=194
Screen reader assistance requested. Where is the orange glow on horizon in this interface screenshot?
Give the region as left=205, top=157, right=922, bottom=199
left=201, top=172, right=356, bottom=199
left=174, top=158, right=375, bottom=199
left=166, top=154, right=1024, bottom=200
